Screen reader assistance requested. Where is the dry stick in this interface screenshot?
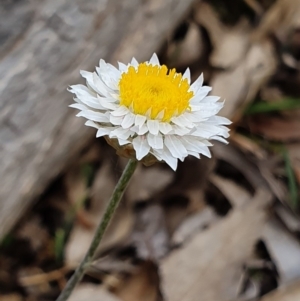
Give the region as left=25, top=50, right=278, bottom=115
left=56, top=159, right=138, bottom=301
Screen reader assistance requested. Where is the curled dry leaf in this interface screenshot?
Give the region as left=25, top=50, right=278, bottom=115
left=287, top=143, right=300, bottom=184
left=275, top=203, right=300, bottom=233
left=194, top=2, right=251, bottom=69
left=262, top=218, right=300, bottom=284
left=194, top=2, right=277, bottom=120
left=256, top=0, right=300, bottom=42
left=125, top=163, right=173, bottom=204
left=161, top=189, right=272, bottom=301
left=258, top=280, right=300, bottom=301
left=167, top=21, right=205, bottom=69
left=69, top=284, right=121, bottom=301
left=114, top=261, right=161, bottom=301
left=248, top=116, right=300, bottom=141
left=129, top=204, right=170, bottom=260
left=65, top=160, right=133, bottom=265
left=212, top=142, right=268, bottom=190
left=209, top=174, right=252, bottom=208
left=171, top=207, right=219, bottom=246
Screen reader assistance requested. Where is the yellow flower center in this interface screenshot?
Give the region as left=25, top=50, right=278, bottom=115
left=119, top=63, right=194, bottom=122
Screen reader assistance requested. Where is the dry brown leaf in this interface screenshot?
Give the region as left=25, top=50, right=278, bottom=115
left=161, top=189, right=272, bottom=301
left=231, top=133, right=267, bottom=159
left=167, top=21, right=205, bottom=68
left=130, top=204, right=170, bottom=260
left=256, top=0, right=300, bottom=42
left=16, top=216, right=49, bottom=252
left=287, top=143, right=300, bottom=184
left=262, top=218, right=300, bottom=284
left=171, top=207, right=219, bottom=246
left=125, top=163, right=173, bottom=204
left=275, top=203, right=300, bottom=233
left=194, top=2, right=276, bottom=120
left=212, top=142, right=268, bottom=190
left=209, top=174, right=252, bottom=208
left=114, top=261, right=161, bottom=301
left=249, top=116, right=300, bottom=141
left=0, top=294, right=22, bottom=301
left=212, top=39, right=277, bottom=120
left=69, top=284, right=121, bottom=301
left=194, top=2, right=250, bottom=69
left=66, top=161, right=133, bottom=265
left=258, top=280, right=300, bottom=301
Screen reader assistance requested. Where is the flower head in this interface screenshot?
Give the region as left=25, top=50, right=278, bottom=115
left=69, top=54, right=230, bottom=170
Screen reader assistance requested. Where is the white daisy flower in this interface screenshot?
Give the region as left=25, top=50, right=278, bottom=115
left=69, top=53, right=231, bottom=171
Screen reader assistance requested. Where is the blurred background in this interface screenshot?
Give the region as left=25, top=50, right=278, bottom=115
left=1, top=0, right=300, bottom=300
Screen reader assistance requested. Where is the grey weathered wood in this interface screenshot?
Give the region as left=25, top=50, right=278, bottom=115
left=0, top=0, right=197, bottom=237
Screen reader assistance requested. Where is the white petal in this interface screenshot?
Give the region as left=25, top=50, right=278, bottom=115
left=154, top=148, right=178, bottom=171
left=96, top=127, right=114, bottom=137
left=135, top=114, right=147, bottom=128
left=182, top=68, right=191, bottom=84
left=181, top=136, right=211, bottom=158
left=147, top=120, right=159, bottom=135
left=69, top=84, right=96, bottom=97
left=147, top=132, right=163, bottom=149
left=92, top=72, right=113, bottom=97
left=131, top=57, right=139, bottom=67
left=132, top=136, right=150, bottom=160
left=77, top=110, right=109, bottom=123
left=171, top=115, right=193, bottom=128
left=164, top=135, right=188, bottom=159
left=183, top=112, right=203, bottom=123
left=159, top=122, right=173, bottom=135
left=172, top=125, right=192, bottom=136
left=189, top=87, right=212, bottom=104
left=190, top=73, right=203, bottom=94
left=69, top=103, right=89, bottom=111
left=109, top=127, right=131, bottom=140
left=69, top=85, right=106, bottom=110
left=109, top=114, right=123, bottom=125
left=201, top=95, right=220, bottom=103
left=121, top=112, right=135, bottom=129
left=85, top=120, right=99, bottom=129
left=191, top=87, right=212, bottom=103
left=118, top=62, right=128, bottom=72
left=118, top=139, right=131, bottom=146
left=98, top=97, right=119, bottom=110
left=188, top=150, right=200, bottom=158
left=211, top=136, right=228, bottom=143
left=80, top=71, right=110, bottom=97
left=155, top=110, right=165, bottom=120
left=206, top=115, right=232, bottom=125
left=138, top=124, right=149, bottom=135
left=111, top=106, right=129, bottom=117
left=149, top=53, right=160, bottom=66
left=190, top=102, right=223, bottom=113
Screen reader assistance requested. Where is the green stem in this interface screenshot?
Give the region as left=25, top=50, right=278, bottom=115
left=56, top=159, right=138, bottom=301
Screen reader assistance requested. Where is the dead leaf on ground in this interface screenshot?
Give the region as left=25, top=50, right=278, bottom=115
left=209, top=173, right=252, bottom=208
left=65, top=160, right=133, bottom=265
left=0, top=295, right=22, bottom=301
left=167, top=21, right=205, bottom=69
left=212, top=142, right=268, bottom=190
left=258, top=280, right=300, bottom=301
left=69, top=284, right=121, bottom=301
left=171, top=207, right=219, bottom=246
left=129, top=203, right=170, bottom=260
left=262, top=218, right=300, bottom=284
left=287, top=143, right=300, bottom=184
left=114, top=261, right=161, bottom=301
left=249, top=116, right=300, bottom=141
left=161, top=189, right=272, bottom=301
